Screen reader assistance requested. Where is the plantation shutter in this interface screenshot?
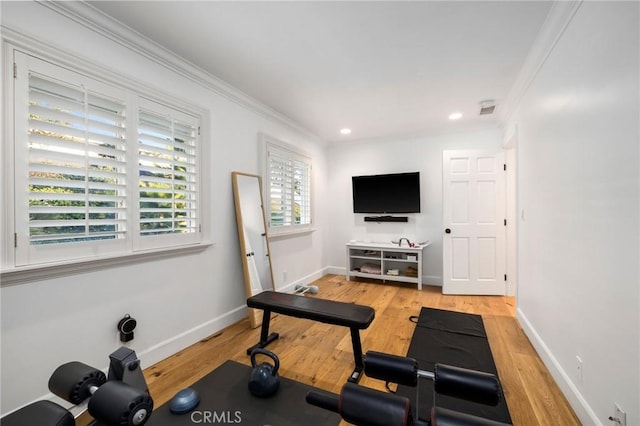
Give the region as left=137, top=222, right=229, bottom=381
left=27, top=73, right=127, bottom=245
left=138, top=109, right=198, bottom=238
left=12, top=51, right=204, bottom=267
left=267, top=144, right=311, bottom=229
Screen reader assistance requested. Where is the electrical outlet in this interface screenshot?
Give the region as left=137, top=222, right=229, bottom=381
left=612, top=403, right=626, bottom=426
left=575, top=356, right=583, bottom=384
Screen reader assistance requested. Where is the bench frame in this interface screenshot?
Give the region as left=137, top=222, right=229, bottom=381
left=246, top=292, right=374, bottom=383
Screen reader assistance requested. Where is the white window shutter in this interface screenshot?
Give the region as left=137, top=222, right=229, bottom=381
left=135, top=103, right=200, bottom=250
left=27, top=73, right=127, bottom=246
left=265, top=138, right=312, bottom=232
left=10, top=51, right=204, bottom=268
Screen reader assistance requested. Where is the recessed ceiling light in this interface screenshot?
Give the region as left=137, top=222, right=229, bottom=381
left=448, top=112, right=462, bottom=120
left=340, top=128, right=352, bottom=135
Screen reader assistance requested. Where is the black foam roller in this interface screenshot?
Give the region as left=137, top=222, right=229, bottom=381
left=48, top=361, right=107, bottom=404
left=88, top=380, right=153, bottom=426
left=434, top=364, right=501, bottom=406
left=364, top=351, right=418, bottom=386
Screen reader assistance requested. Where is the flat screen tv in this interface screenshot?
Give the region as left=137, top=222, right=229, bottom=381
left=352, top=172, right=421, bottom=213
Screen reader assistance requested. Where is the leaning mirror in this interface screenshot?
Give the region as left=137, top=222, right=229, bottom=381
left=232, top=172, right=275, bottom=328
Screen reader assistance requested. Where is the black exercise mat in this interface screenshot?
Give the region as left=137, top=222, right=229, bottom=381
left=412, top=306, right=487, bottom=338
left=397, top=308, right=512, bottom=425
left=405, top=327, right=497, bottom=374
left=147, top=360, right=340, bottom=426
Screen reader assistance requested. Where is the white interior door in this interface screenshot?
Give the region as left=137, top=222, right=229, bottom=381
left=443, top=150, right=506, bottom=295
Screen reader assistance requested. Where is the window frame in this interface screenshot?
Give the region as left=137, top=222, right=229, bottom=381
left=260, top=133, right=314, bottom=237
left=2, top=45, right=211, bottom=279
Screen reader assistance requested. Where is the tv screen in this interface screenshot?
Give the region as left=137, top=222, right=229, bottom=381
left=352, top=172, right=421, bottom=213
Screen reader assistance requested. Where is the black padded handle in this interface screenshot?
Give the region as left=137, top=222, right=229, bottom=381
left=306, top=390, right=339, bottom=413
left=434, top=364, right=501, bottom=406
left=364, top=351, right=418, bottom=386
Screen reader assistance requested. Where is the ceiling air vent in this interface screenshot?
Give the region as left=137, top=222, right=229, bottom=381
left=479, top=100, right=496, bottom=115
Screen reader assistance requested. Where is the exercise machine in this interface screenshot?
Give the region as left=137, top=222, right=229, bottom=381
left=3, top=347, right=154, bottom=426
left=306, top=350, right=511, bottom=426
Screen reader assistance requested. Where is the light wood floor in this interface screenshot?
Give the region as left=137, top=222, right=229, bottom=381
left=140, top=275, right=580, bottom=425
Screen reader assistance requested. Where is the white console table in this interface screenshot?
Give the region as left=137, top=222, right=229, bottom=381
left=346, top=241, right=430, bottom=290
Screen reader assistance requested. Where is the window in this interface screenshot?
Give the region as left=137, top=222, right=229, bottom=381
left=261, top=134, right=312, bottom=235
left=9, top=51, right=204, bottom=268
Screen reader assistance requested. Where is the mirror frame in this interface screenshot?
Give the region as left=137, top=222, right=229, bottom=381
left=231, top=171, right=275, bottom=328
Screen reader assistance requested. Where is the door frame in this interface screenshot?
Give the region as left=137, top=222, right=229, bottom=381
left=504, top=127, right=518, bottom=297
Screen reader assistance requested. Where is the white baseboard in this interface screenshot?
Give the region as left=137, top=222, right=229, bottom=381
left=516, top=308, right=601, bottom=425
left=136, top=305, right=248, bottom=369
left=423, top=275, right=442, bottom=286
left=325, top=266, right=345, bottom=276
left=277, top=268, right=328, bottom=293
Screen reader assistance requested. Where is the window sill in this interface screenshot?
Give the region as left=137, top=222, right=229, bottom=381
left=0, top=242, right=214, bottom=287
left=268, top=227, right=316, bottom=240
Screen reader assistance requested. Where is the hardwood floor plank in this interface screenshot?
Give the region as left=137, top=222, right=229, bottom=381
left=483, top=316, right=539, bottom=426
left=513, top=352, right=581, bottom=425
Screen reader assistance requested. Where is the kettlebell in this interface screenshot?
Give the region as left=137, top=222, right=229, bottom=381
left=248, top=348, right=280, bottom=398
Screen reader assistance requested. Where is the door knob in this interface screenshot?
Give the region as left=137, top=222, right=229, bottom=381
left=445, top=228, right=451, bottom=234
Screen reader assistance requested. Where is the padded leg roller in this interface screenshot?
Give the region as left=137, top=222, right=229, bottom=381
left=339, top=382, right=413, bottom=426
left=306, top=383, right=414, bottom=426
left=363, top=351, right=502, bottom=407
left=433, top=364, right=501, bottom=407
left=364, top=351, right=420, bottom=386
left=431, top=406, right=511, bottom=426
left=1, top=400, right=74, bottom=426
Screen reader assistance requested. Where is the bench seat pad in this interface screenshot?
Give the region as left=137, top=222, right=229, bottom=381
left=247, top=291, right=375, bottom=329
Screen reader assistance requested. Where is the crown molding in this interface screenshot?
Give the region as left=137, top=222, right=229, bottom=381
left=500, top=1, right=583, bottom=124
left=37, top=1, right=326, bottom=146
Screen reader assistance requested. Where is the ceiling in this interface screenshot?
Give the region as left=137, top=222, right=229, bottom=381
left=88, top=1, right=553, bottom=143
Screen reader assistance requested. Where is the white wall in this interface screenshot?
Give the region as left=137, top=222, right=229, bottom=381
left=325, top=129, right=503, bottom=285
left=506, top=2, right=639, bottom=424
left=0, top=2, right=327, bottom=414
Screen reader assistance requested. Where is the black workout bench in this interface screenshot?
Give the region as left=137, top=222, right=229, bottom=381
left=246, top=291, right=375, bottom=383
